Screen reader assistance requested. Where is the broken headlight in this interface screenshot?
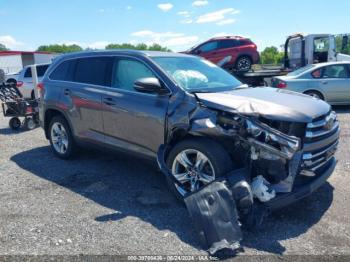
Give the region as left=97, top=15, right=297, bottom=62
left=246, top=119, right=300, bottom=160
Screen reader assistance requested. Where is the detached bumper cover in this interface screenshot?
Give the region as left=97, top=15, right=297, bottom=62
left=262, top=157, right=336, bottom=211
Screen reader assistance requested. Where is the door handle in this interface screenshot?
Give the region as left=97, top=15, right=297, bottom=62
left=103, top=97, right=116, bottom=106
left=322, top=81, right=328, bottom=85
left=64, top=89, right=71, bottom=95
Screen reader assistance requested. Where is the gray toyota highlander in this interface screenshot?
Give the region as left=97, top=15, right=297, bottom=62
left=39, top=50, right=339, bottom=211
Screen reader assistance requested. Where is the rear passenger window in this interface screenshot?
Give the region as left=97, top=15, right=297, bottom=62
left=74, top=57, right=113, bottom=86
left=218, top=40, right=237, bottom=49
left=50, top=60, right=75, bottom=81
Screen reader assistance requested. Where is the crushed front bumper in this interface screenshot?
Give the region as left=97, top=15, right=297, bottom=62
left=262, top=157, right=336, bottom=211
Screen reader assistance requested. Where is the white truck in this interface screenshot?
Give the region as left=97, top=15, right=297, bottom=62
left=232, top=33, right=350, bottom=86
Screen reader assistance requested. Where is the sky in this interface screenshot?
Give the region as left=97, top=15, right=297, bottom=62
left=0, top=0, right=350, bottom=52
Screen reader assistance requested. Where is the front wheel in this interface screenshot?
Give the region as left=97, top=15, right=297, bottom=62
left=49, top=116, right=76, bottom=159
left=166, top=138, right=233, bottom=200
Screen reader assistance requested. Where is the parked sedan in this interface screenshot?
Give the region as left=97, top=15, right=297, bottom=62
left=271, top=62, right=350, bottom=105
left=16, top=63, right=50, bottom=99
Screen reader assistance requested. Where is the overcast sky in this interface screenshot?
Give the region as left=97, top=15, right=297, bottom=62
left=0, top=0, right=349, bottom=52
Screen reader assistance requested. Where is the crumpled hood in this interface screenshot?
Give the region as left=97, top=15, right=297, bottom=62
left=195, top=87, right=331, bottom=123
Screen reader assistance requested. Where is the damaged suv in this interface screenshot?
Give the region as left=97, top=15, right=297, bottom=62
left=39, top=50, right=339, bottom=211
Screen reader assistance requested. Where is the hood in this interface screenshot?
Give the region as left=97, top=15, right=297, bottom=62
left=195, top=87, right=331, bottom=123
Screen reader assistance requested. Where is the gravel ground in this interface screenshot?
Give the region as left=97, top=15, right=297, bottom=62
left=0, top=106, right=349, bottom=258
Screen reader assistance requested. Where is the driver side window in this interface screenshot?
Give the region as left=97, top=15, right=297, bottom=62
left=112, top=58, right=156, bottom=92
left=198, top=41, right=218, bottom=53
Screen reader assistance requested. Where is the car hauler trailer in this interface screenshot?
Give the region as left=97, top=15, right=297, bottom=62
left=225, top=33, right=350, bottom=86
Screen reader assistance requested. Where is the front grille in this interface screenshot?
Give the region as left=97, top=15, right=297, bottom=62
left=301, top=111, right=339, bottom=173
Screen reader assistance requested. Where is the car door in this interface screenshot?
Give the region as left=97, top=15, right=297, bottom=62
left=194, top=41, right=221, bottom=64
left=317, top=64, right=350, bottom=103
left=101, top=57, right=169, bottom=156
left=216, top=39, right=239, bottom=65
left=58, top=56, right=113, bottom=143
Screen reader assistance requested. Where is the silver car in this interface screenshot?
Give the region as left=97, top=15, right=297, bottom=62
left=16, top=63, right=50, bottom=99
left=272, top=62, right=350, bottom=105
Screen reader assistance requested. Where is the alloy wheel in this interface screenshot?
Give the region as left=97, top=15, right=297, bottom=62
left=171, top=149, right=215, bottom=196
left=50, top=122, right=69, bottom=154
left=237, top=57, right=251, bottom=71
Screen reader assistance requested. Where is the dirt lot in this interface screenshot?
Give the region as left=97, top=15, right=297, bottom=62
left=0, top=106, right=350, bottom=258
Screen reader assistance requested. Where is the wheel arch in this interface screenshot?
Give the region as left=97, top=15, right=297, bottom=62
left=303, top=89, right=325, bottom=100
left=6, top=78, right=17, bottom=84
left=44, top=108, right=74, bottom=139
left=235, top=54, right=253, bottom=64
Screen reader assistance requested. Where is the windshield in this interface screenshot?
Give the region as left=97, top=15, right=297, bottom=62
left=287, top=64, right=315, bottom=77
left=152, top=56, right=242, bottom=92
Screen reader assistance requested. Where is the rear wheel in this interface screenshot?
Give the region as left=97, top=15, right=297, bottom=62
left=304, top=90, right=324, bottom=100
left=49, top=116, right=76, bottom=159
left=166, top=138, right=233, bottom=200
left=24, top=117, right=37, bottom=130
left=236, top=56, right=252, bottom=72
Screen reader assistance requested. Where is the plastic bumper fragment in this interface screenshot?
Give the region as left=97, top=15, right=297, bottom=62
left=184, top=180, right=242, bottom=256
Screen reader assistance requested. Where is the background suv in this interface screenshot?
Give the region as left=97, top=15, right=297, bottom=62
left=39, top=50, right=338, bottom=208
left=183, top=36, right=260, bottom=71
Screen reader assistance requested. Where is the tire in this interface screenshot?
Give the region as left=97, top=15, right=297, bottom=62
left=9, top=117, right=21, bottom=130
left=235, top=56, right=252, bottom=72
left=24, top=117, right=37, bottom=130
left=49, top=116, right=76, bottom=159
left=166, top=137, right=233, bottom=200
left=31, top=90, right=35, bottom=100
left=304, top=90, right=324, bottom=100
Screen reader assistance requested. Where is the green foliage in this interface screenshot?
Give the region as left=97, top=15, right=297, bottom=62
left=105, top=43, right=171, bottom=52
left=260, top=46, right=284, bottom=65
left=0, top=43, right=8, bottom=51
left=36, top=44, right=83, bottom=53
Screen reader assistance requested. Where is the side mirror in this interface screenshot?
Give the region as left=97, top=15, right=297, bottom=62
left=134, top=77, right=168, bottom=94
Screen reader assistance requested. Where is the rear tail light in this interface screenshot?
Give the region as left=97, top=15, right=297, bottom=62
left=37, top=82, right=44, bottom=90
left=276, top=81, right=287, bottom=88
left=26, top=106, right=33, bottom=114
left=16, top=81, right=23, bottom=87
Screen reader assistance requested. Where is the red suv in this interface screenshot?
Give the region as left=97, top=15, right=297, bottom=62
left=184, top=36, right=260, bottom=71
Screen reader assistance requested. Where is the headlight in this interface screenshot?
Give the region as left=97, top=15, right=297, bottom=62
left=246, top=119, right=300, bottom=159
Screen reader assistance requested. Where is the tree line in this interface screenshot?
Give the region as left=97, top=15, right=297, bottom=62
left=36, top=43, right=171, bottom=53
left=1, top=39, right=350, bottom=65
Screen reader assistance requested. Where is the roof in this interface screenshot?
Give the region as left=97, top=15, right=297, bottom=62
left=53, top=49, right=191, bottom=61
left=209, top=35, right=247, bottom=41
left=0, top=51, right=55, bottom=57
left=313, top=61, right=350, bottom=67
